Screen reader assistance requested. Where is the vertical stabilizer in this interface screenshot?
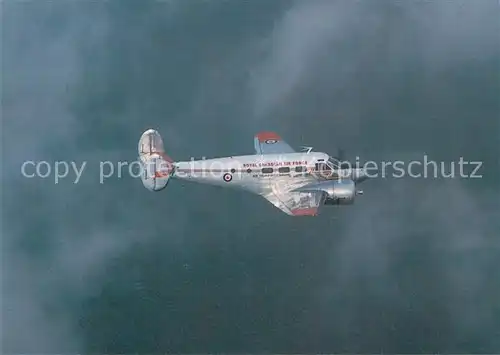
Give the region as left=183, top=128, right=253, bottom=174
left=137, top=129, right=175, bottom=191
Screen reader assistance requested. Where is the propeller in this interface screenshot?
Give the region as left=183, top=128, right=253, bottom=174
left=337, top=148, right=359, bottom=167
left=337, top=148, right=360, bottom=177
left=337, top=148, right=346, bottom=161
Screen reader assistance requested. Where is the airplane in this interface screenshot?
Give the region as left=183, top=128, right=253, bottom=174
left=137, top=129, right=369, bottom=216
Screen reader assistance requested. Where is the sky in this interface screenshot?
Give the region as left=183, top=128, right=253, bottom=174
left=2, top=0, right=500, bottom=353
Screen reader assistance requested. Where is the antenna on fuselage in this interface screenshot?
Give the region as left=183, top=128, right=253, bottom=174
left=300, top=146, right=313, bottom=154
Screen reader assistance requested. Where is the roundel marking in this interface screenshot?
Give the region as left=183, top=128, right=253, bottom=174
left=223, top=173, right=233, bottom=182
left=265, top=139, right=277, bottom=144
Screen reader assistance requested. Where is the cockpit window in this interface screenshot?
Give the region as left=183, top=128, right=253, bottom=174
left=315, top=162, right=332, bottom=172
left=314, top=161, right=336, bottom=179
left=329, top=157, right=354, bottom=170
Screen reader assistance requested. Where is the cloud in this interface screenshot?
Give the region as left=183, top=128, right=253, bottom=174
left=304, top=179, right=500, bottom=352
left=250, top=0, right=346, bottom=118
left=2, top=2, right=158, bottom=353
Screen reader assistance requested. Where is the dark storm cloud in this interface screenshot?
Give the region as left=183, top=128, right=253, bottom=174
left=2, top=0, right=499, bottom=353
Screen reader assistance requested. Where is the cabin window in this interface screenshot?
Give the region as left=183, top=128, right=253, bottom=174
left=278, top=167, right=290, bottom=173
left=246, top=168, right=252, bottom=173
left=230, top=168, right=236, bottom=173
left=295, top=166, right=306, bottom=173
left=261, top=167, right=273, bottom=174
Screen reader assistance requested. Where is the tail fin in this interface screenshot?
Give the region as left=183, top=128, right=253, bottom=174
left=138, top=129, right=175, bottom=191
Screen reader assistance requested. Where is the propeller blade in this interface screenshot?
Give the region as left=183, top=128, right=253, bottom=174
left=338, top=148, right=346, bottom=161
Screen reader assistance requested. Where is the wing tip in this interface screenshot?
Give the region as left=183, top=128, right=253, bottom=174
left=292, top=208, right=319, bottom=216
left=255, top=131, right=282, bottom=143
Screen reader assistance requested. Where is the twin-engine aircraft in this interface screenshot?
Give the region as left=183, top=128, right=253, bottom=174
left=138, top=129, right=369, bottom=216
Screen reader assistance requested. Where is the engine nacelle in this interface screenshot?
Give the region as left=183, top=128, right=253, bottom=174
left=323, top=180, right=356, bottom=205
left=293, top=179, right=358, bottom=205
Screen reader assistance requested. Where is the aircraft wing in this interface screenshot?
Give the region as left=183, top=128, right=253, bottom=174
left=260, top=178, right=326, bottom=216
left=254, top=131, right=296, bottom=155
